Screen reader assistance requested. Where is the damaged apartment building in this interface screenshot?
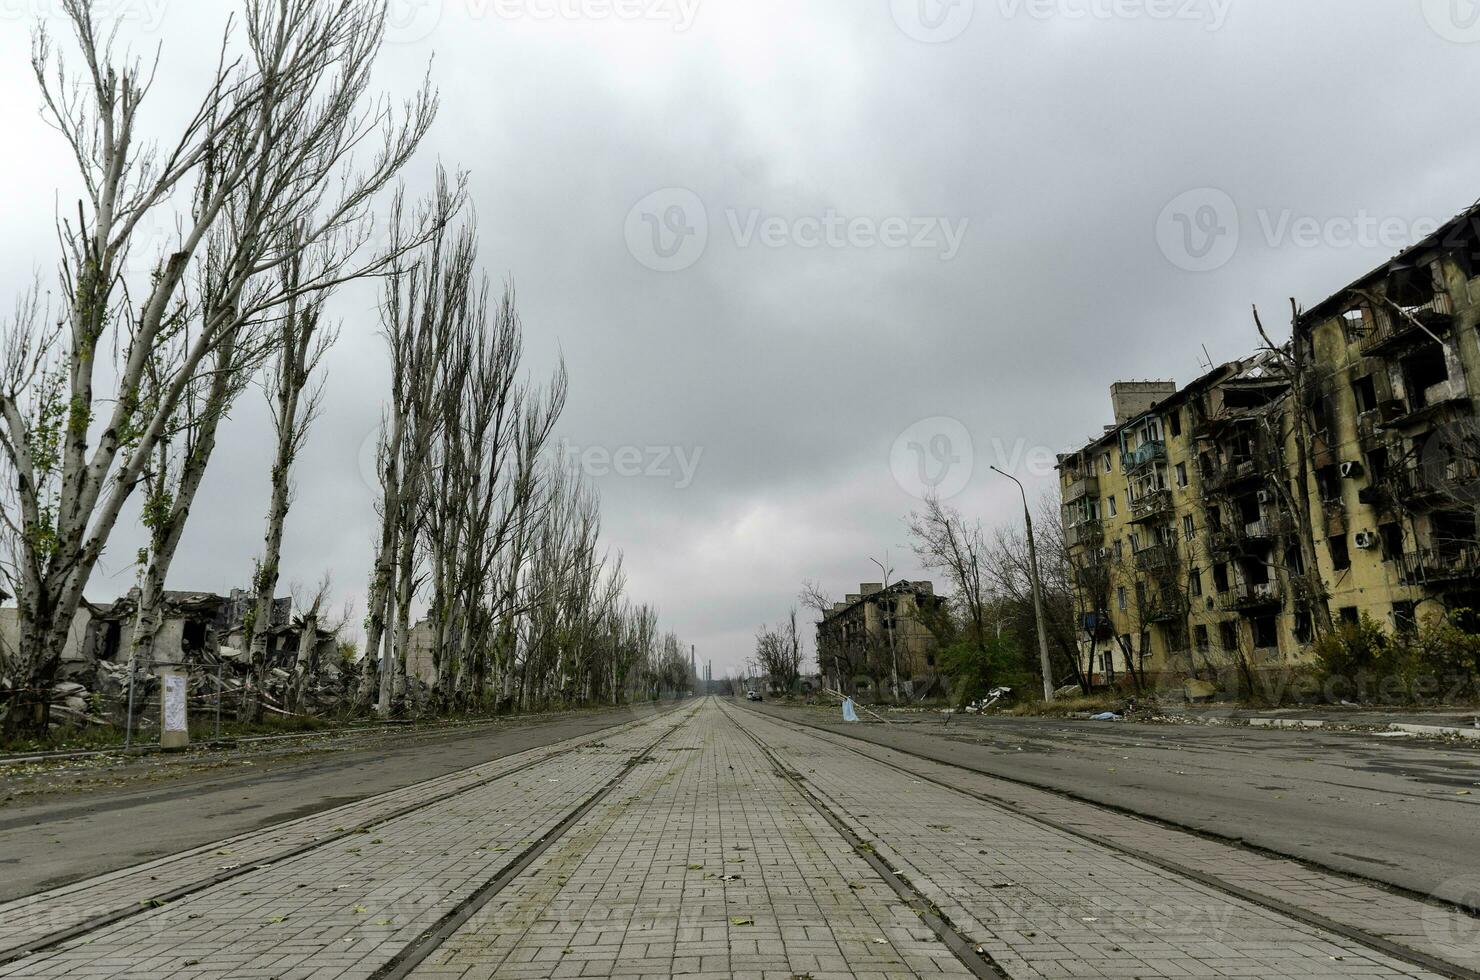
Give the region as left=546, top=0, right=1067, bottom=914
left=1058, top=200, right=1480, bottom=684
left=814, top=581, right=942, bottom=695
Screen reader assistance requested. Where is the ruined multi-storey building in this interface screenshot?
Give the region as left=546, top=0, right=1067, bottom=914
left=1059, top=201, right=1480, bottom=684
left=815, top=581, right=941, bottom=694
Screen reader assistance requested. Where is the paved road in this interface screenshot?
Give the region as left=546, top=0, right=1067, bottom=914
left=747, top=703, right=1480, bottom=905
left=0, top=703, right=681, bottom=900
left=2, top=697, right=1476, bottom=979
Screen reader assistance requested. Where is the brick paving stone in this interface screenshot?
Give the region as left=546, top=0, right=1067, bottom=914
left=731, top=707, right=1480, bottom=975
left=0, top=712, right=682, bottom=980
left=727, top=704, right=1450, bottom=980
left=411, top=705, right=972, bottom=979
left=0, top=712, right=670, bottom=959
left=5, top=701, right=1464, bottom=980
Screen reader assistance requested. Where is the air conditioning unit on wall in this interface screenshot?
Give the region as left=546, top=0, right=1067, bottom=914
left=1340, top=461, right=1365, bottom=479
left=1354, top=530, right=1377, bottom=550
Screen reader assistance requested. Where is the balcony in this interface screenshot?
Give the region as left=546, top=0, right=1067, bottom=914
left=1241, top=513, right=1291, bottom=541
left=1210, top=512, right=1290, bottom=554
left=1129, top=487, right=1173, bottom=523
left=1121, top=440, right=1166, bottom=473
left=1398, top=546, right=1480, bottom=587
left=1066, top=519, right=1104, bottom=549
left=1219, top=580, right=1283, bottom=612
left=1359, top=294, right=1455, bottom=357
left=1202, top=456, right=1260, bottom=493
left=1396, top=459, right=1480, bottom=509
left=1134, top=543, right=1178, bottom=572
left=1062, top=475, right=1099, bottom=505
left=1081, top=612, right=1114, bottom=640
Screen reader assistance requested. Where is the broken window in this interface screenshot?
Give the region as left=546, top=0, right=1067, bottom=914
left=1213, top=563, right=1229, bottom=593
left=1218, top=620, right=1239, bottom=651
left=1315, top=466, right=1341, bottom=502
left=1195, top=624, right=1210, bottom=651
left=182, top=620, right=208, bottom=653
left=1401, top=342, right=1451, bottom=410
left=1379, top=522, right=1404, bottom=560
left=1183, top=514, right=1195, bottom=540
left=1329, top=534, right=1351, bottom=571
left=1252, top=615, right=1278, bottom=650
left=1366, top=446, right=1389, bottom=483
left=1169, top=410, right=1182, bottom=438
left=1339, top=606, right=1360, bottom=625
left=1294, top=606, right=1313, bottom=644
left=1353, top=374, right=1377, bottom=415
left=1107, top=494, right=1118, bottom=517
left=1176, top=462, right=1188, bottom=487
left=1392, top=601, right=1418, bottom=638
left=1189, top=569, right=1203, bottom=597
left=1237, top=494, right=1260, bottom=524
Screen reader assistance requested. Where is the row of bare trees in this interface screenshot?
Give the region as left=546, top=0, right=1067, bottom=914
left=0, top=0, right=684, bottom=732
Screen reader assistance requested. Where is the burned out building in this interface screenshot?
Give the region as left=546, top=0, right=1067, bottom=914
left=814, top=581, right=941, bottom=694
left=1058, top=197, right=1480, bottom=686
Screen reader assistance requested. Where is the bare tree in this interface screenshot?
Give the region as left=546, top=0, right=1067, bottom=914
left=909, top=494, right=992, bottom=663
left=1253, top=302, right=1335, bottom=637
left=244, top=249, right=338, bottom=717
left=0, top=0, right=436, bottom=730
left=754, top=609, right=805, bottom=692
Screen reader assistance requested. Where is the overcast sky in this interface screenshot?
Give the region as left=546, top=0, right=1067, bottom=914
left=3, top=0, right=1479, bottom=676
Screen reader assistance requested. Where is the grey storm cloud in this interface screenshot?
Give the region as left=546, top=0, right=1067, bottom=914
left=2, top=0, right=1480, bottom=675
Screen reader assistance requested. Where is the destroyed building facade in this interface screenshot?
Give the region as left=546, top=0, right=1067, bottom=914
left=815, top=581, right=941, bottom=693
left=1059, top=202, right=1480, bottom=684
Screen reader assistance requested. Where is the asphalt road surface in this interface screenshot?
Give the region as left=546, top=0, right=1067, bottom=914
left=748, top=701, right=1480, bottom=905
left=0, top=697, right=1476, bottom=979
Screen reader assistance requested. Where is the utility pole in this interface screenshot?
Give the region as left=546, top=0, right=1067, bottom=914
left=991, top=466, right=1056, bottom=702
left=870, top=556, right=900, bottom=702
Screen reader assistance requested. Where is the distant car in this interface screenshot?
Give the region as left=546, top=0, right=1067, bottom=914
left=746, top=690, right=761, bottom=701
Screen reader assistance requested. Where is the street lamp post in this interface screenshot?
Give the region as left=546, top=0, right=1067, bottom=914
left=870, top=556, right=900, bottom=702
left=990, top=466, right=1056, bottom=702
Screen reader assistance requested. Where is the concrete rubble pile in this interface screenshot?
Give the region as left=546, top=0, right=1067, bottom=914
left=6, top=586, right=349, bottom=731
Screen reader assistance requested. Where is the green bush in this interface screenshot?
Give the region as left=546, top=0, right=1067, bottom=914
left=1314, top=610, right=1480, bottom=703
left=938, top=634, right=1034, bottom=708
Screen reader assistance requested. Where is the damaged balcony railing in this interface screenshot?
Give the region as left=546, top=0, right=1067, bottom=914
left=1398, top=546, right=1480, bottom=586
left=1130, top=487, right=1173, bottom=522
left=1121, top=440, right=1166, bottom=472
left=1358, top=293, right=1455, bottom=356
